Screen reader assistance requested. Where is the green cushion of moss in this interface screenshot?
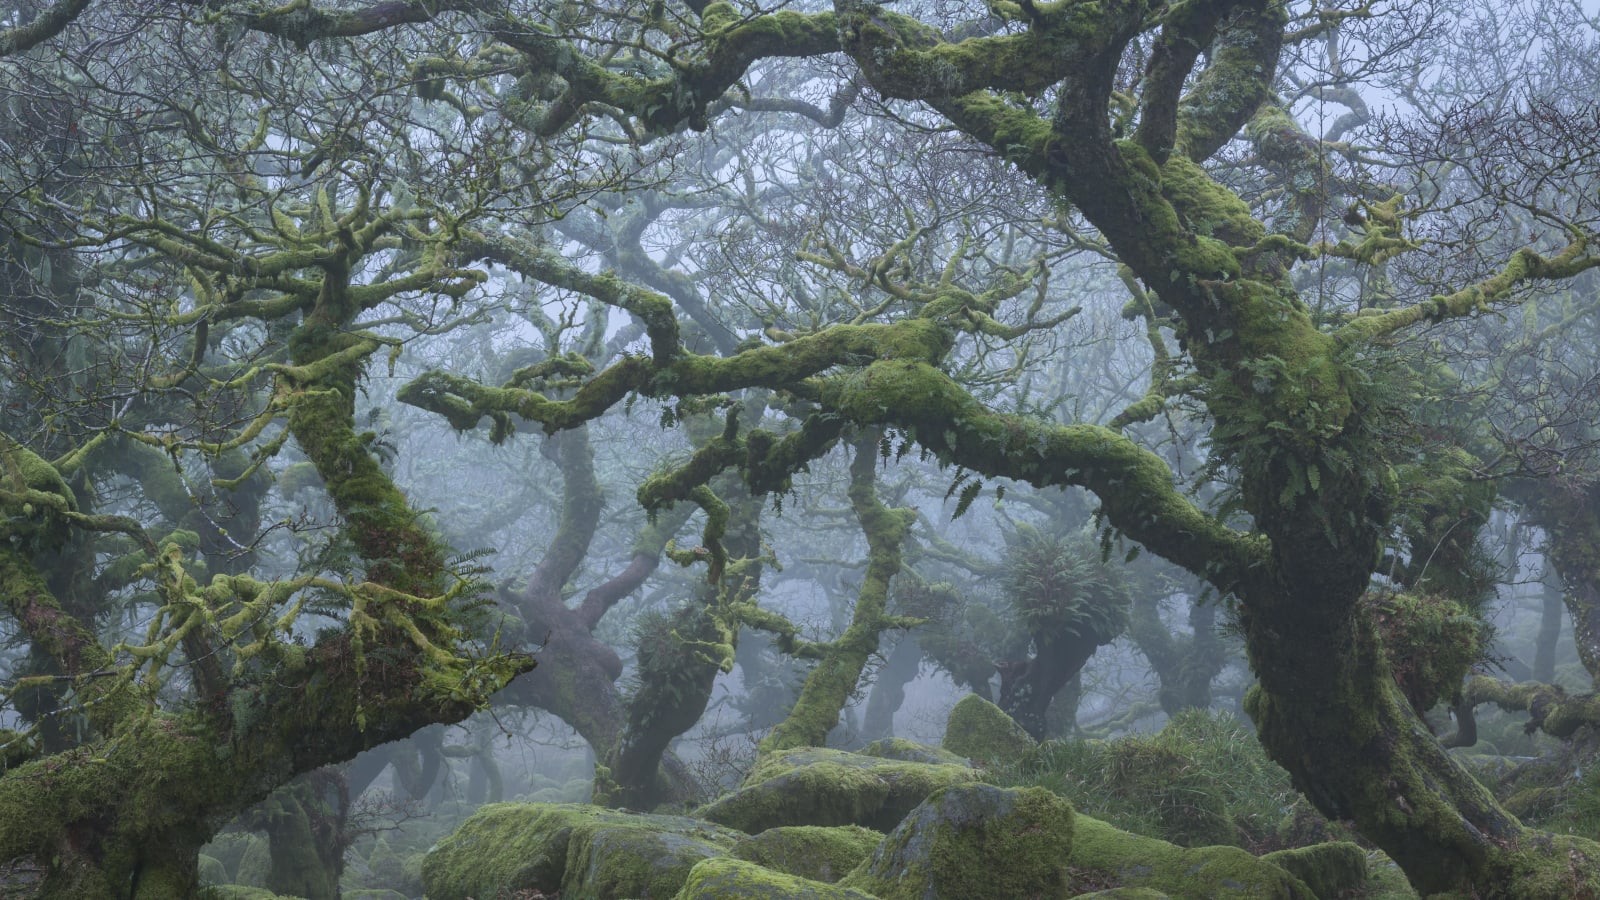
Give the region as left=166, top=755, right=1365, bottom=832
left=697, top=747, right=976, bottom=833
left=840, top=783, right=1074, bottom=900
left=1069, top=815, right=1314, bottom=899
left=674, top=857, right=881, bottom=899
left=731, top=825, right=883, bottom=883
left=421, top=802, right=743, bottom=900
left=942, top=694, right=1036, bottom=765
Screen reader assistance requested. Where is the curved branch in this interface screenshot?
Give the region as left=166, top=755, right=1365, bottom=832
left=0, top=0, right=91, bottom=57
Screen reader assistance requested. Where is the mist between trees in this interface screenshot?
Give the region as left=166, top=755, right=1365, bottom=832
left=3, top=0, right=1600, bottom=897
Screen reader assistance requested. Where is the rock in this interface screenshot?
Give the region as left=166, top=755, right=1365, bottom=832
left=1261, top=842, right=1368, bottom=899
left=421, top=802, right=743, bottom=900
left=697, top=747, right=976, bottom=833
left=199, top=888, right=302, bottom=900
left=199, top=854, right=228, bottom=886
left=840, top=783, right=1074, bottom=900
left=731, top=825, right=882, bottom=883
left=673, top=857, right=880, bottom=899
left=233, top=836, right=271, bottom=888
left=1069, top=815, right=1315, bottom=899
left=942, top=694, right=1036, bottom=765
left=858, top=738, right=967, bottom=766
left=201, top=832, right=258, bottom=884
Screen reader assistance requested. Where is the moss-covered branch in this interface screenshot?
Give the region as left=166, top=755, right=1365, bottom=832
left=1460, top=676, right=1600, bottom=740
left=0, top=0, right=90, bottom=57
left=1338, top=237, right=1600, bottom=342
left=758, top=436, right=915, bottom=754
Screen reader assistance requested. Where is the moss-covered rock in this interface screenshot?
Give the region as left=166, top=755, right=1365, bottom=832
left=942, top=694, right=1036, bottom=765
left=1068, top=890, right=1172, bottom=899
left=673, top=857, right=881, bottom=899
left=234, top=836, right=272, bottom=888
left=199, top=854, right=229, bottom=886
left=697, top=747, right=977, bottom=833
left=1068, top=815, right=1314, bottom=899
left=1261, top=842, right=1367, bottom=899
left=361, top=837, right=422, bottom=896
left=421, top=802, right=743, bottom=900
left=840, top=783, right=1074, bottom=900
left=858, top=738, right=967, bottom=766
left=1364, top=851, right=1420, bottom=898
left=200, top=832, right=259, bottom=884
left=731, top=825, right=882, bottom=883
left=198, top=888, right=304, bottom=900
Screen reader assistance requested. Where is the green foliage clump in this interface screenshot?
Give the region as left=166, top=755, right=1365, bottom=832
left=1001, top=525, right=1131, bottom=645
left=1362, top=591, right=1488, bottom=715
left=997, top=709, right=1314, bottom=849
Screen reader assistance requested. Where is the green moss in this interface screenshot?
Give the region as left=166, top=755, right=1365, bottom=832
left=1363, top=591, right=1485, bottom=714
left=674, top=857, right=879, bottom=899
left=998, top=710, right=1310, bottom=849
left=235, top=836, right=271, bottom=887
left=695, top=747, right=977, bottom=833
left=0, top=434, right=76, bottom=546
left=198, top=888, right=303, bottom=900
left=1363, top=851, right=1420, bottom=898
left=1159, top=154, right=1264, bottom=247
left=840, top=783, right=1073, bottom=900
left=1260, top=842, right=1367, bottom=899
left=731, top=826, right=882, bottom=883
left=942, top=694, right=1037, bottom=766
left=858, top=738, right=966, bottom=766
left=420, top=802, right=743, bottom=900
left=199, top=854, right=228, bottom=886
left=201, top=833, right=259, bottom=884
left=1068, top=815, right=1314, bottom=899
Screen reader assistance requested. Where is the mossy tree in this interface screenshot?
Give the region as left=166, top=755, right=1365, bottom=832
left=9, top=1, right=1600, bottom=897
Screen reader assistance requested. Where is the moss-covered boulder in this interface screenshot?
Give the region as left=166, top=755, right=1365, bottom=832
left=1069, top=815, right=1314, bottom=899
left=697, top=747, right=977, bottom=833
left=234, top=836, right=272, bottom=888
left=942, top=694, right=1036, bottom=765
left=199, top=854, right=229, bottom=886
left=421, top=802, right=744, bottom=900
left=731, top=826, right=882, bottom=883
left=360, top=837, right=423, bottom=896
left=1261, top=842, right=1367, bottom=899
left=673, top=857, right=880, bottom=899
left=840, top=783, right=1074, bottom=900
left=199, top=888, right=303, bottom=900
left=201, top=832, right=260, bottom=884
left=858, top=738, right=967, bottom=766
left=1068, top=890, right=1172, bottom=899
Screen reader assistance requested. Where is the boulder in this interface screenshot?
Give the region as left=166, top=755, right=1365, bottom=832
left=422, top=802, right=743, bottom=900
left=858, top=738, right=967, bottom=766
left=1261, top=842, right=1368, bottom=899
left=840, top=783, right=1074, bottom=900
left=1069, top=815, right=1315, bottom=899
left=697, top=747, right=976, bottom=833
left=942, top=694, right=1036, bottom=765
left=673, top=857, right=879, bottom=900
left=730, top=825, right=882, bottom=883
